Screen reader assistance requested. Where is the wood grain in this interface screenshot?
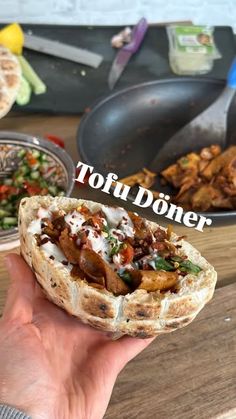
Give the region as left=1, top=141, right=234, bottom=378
left=0, top=249, right=19, bottom=314
left=105, top=283, right=236, bottom=419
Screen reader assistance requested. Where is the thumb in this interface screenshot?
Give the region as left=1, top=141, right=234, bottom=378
left=2, top=254, right=36, bottom=324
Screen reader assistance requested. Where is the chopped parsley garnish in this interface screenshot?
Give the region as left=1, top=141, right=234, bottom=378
left=179, top=157, right=189, bottom=167
left=103, top=225, right=123, bottom=257
left=178, top=260, right=202, bottom=274
left=150, top=256, right=174, bottom=271
left=110, top=241, right=123, bottom=256
left=118, top=271, right=132, bottom=284
left=102, top=224, right=110, bottom=234
left=148, top=255, right=202, bottom=275
left=171, top=256, right=183, bottom=263
left=171, top=256, right=202, bottom=274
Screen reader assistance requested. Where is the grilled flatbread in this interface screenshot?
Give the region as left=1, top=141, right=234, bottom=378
left=0, top=45, right=21, bottom=118
left=19, top=196, right=217, bottom=338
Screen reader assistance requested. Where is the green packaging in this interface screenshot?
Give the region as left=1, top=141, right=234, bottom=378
left=167, top=25, right=221, bottom=75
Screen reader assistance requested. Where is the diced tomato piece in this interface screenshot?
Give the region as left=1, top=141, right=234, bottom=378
left=26, top=151, right=37, bottom=166
left=24, top=181, right=43, bottom=196
left=120, top=242, right=134, bottom=265
left=0, top=185, right=18, bottom=198
left=0, top=185, right=10, bottom=194
left=45, top=134, right=65, bottom=148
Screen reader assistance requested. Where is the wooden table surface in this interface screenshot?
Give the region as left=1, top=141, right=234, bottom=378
left=0, top=113, right=236, bottom=419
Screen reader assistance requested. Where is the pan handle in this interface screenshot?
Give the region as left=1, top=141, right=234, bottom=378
left=227, top=58, right=236, bottom=89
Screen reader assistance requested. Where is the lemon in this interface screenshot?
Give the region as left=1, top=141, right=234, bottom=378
left=0, top=23, right=24, bottom=55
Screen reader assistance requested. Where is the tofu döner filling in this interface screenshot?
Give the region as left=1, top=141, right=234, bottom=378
left=28, top=204, right=202, bottom=296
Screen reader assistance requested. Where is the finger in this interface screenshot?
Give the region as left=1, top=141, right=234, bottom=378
left=34, top=280, right=47, bottom=299
left=3, top=254, right=36, bottom=324
left=104, top=335, right=156, bottom=373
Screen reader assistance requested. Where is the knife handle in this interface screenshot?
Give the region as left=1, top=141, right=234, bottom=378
left=123, top=18, right=148, bottom=54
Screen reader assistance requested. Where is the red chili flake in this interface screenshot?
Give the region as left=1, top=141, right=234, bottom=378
left=62, top=260, right=69, bottom=266
left=41, top=237, right=50, bottom=245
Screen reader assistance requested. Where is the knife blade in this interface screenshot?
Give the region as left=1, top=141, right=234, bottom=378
left=24, top=33, right=103, bottom=69
left=108, top=17, right=148, bottom=89
left=108, top=49, right=133, bottom=90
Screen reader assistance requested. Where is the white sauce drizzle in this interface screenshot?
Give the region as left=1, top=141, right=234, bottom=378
left=37, top=207, right=51, bottom=219
left=28, top=206, right=52, bottom=235
left=101, top=205, right=134, bottom=237
left=41, top=240, right=72, bottom=271
left=28, top=218, right=42, bottom=234
left=28, top=205, right=136, bottom=271
left=65, top=211, right=85, bottom=235
left=41, top=241, right=65, bottom=261
left=80, top=226, right=110, bottom=260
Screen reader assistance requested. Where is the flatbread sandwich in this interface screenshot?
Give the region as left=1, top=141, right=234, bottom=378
left=0, top=45, right=21, bottom=118
left=19, top=196, right=217, bottom=338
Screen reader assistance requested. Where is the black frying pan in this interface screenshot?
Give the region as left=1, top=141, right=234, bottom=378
left=77, top=78, right=236, bottom=225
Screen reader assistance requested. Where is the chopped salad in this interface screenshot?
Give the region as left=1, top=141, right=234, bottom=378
left=0, top=148, right=65, bottom=230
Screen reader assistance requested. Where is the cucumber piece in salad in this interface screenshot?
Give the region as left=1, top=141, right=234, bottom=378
left=57, top=191, right=65, bottom=197
left=2, top=217, right=17, bottom=227
left=30, top=171, right=40, bottom=180
left=14, top=175, right=25, bottom=186
left=0, top=209, right=11, bottom=218
left=3, top=178, right=13, bottom=186
left=17, top=149, right=26, bottom=158
left=48, top=185, right=58, bottom=196
left=31, top=150, right=40, bottom=158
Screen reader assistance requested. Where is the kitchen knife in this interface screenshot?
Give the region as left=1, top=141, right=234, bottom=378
left=24, top=33, right=103, bottom=68
left=108, top=18, right=148, bottom=90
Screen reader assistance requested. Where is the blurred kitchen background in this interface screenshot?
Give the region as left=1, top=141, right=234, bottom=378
left=1, top=0, right=236, bottom=30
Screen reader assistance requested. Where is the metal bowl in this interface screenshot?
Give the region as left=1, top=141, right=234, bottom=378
left=0, top=131, right=75, bottom=251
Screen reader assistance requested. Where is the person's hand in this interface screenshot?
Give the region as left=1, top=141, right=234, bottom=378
left=0, top=254, right=154, bottom=419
